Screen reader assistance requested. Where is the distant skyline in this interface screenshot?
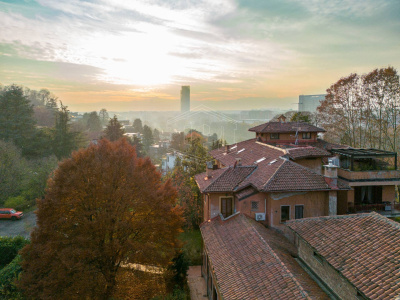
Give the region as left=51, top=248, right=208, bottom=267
left=1, top=0, right=399, bottom=112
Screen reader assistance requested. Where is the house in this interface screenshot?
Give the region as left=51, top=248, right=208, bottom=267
left=161, top=151, right=183, bottom=174
left=200, top=213, right=330, bottom=299
left=195, top=118, right=400, bottom=229
left=286, top=212, right=400, bottom=299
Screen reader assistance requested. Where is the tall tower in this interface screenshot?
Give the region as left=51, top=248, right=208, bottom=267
left=180, top=86, right=190, bottom=113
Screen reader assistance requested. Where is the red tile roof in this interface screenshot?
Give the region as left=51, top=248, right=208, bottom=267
left=200, top=213, right=315, bottom=299
left=249, top=121, right=326, bottom=133
left=203, top=166, right=256, bottom=193
left=262, top=160, right=332, bottom=192
left=286, top=213, right=400, bottom=299
left=194, top=168, right=225, bottom=192
left=202, top=139, right=350, bottom=193
left=286, top=146, right=331, bottom=160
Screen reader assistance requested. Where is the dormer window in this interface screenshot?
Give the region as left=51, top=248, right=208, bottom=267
left=270, top=133, right=279, bottom=139
left=302, top=132, right=311, bottom=139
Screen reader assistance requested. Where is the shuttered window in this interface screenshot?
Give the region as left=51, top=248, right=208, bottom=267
left=220, top=197, right=233, bottom=218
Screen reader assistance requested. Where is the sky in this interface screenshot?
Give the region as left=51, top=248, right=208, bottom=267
left=0, top=0, right=399, bottom=112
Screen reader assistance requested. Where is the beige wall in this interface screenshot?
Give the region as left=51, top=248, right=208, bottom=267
left=206, top=193, right=235, bottom=220
left=235, top=193, right=268, bottom=225
left=297, top=238, right=361, bottom=299
left=294, top=158, right=323, bottom=174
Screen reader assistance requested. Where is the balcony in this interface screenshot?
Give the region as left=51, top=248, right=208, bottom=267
left=338, top=168, right=400, bottom=182
left=351, top=202, right=400, bottom=216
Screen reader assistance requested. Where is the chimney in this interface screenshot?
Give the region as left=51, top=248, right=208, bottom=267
left=324, top=158, right=338, bottom=189
left=235, top=158, right=242, bottom=167
left=206, top=161, right=214, bottom=178
left=225, top=144, right=230, bottom=153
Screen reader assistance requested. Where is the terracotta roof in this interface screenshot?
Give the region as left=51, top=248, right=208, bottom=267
left=203, top=166, right=256, bottom=193
left=262, top=160, right=332, bottom=192
left=202, top=139, right=349, bottom=193
left=200, top=213, right=314, bottom=299
left=286, top=213, right=400, bottom=299
left=311, top=139, right=348, bottom=151
left=194, top=168, right=226, bottom=192
left=286, top=147, right=331, bottom=160
left=249, top=121, right=326, bottom=133
left=209, top=139, right=286, bottom=167
left=235, top=186, right=258, bottom=200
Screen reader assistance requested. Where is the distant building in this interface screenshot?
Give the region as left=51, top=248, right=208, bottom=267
left=298, top=94, right=326, bottom=112
left=180, top=86, right=190, bottom=113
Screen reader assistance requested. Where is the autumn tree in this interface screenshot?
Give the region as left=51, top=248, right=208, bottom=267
left=170, top=132, right=185, bottom=151
left=18, top=139, right=182, bottom=299
left=104, top=115, right=125, bottom=141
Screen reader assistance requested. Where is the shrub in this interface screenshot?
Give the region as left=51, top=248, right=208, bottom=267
left=0, top=236, right=30, bottom=267
left=0, top=255, right=23, bottom=299
left=3, top=196, right=29, bottom=211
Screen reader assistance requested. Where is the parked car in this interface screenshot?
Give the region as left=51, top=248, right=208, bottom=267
left=0, top=208, right=23, bottom=221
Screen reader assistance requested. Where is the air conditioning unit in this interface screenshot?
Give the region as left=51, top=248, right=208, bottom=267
left=255, top=213, right=265, bottom=221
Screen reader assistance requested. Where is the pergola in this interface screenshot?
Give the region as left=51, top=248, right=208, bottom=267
left=330, top=148, right=397, bottom=171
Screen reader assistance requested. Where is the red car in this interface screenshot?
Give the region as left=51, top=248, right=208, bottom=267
left=0, top=208, right=23, bottom=221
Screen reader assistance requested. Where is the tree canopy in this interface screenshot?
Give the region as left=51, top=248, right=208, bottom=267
left=18, top=139, right=182, bottom=299
left=104, top=115, right=125, bottom=141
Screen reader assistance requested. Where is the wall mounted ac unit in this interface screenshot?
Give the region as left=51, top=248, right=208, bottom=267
left=255, top=213, right=265, bottom=221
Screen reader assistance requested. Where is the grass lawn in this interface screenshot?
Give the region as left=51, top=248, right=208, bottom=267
left=179, top=229, right=202, bottom=266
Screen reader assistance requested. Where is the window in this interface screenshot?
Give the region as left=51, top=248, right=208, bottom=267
left=270, top=133, right=279, bottom=139
left=220, top=197, right=233, bottom=218
left=355, top=186, right=382, bottom=205
left=251, top=201, right=259, bottom=211
left=281, top=206, right=290, bottom=222
left=295, top=205, right=304, bottom=219
left=302, top=132, right=311, bottom=139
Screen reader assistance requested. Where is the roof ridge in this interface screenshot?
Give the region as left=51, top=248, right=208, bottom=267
left=232, top=166, right=258, bottom=191
left=286, top=212, right=386, bottom=225
left=203, top=167, right=230, bottom=191
left=245, top=215, right=311, bottom=299
left=255, top=141, right=287, bottom=154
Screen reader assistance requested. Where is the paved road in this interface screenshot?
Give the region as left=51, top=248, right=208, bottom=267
left=0, top=211, right=37, bottom=239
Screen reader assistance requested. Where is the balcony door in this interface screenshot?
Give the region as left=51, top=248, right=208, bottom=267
left=220, top=197, right=233, bottom=218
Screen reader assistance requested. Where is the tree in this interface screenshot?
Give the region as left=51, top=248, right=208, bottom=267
left=104, top=115, right=125, bottom=141
left=290, top=112, right=312, bottom=123
left=153, top=128, right=160, bottom=143
left=0, top=84, right=37, bottom=156
left=142, top=125, right=154, bottom=151
left=129, top=135, right=145, bottom=157
left=99, top=108, right=109, bottom=126
left=86, top=111, right=102, bottom=132
left=132, top=118, right=143, bottom=133
left=51, top=103, right=81, bottom=159
left=170, top=132, right=185, bottom=151
left=18, top=139, right=182, bottom=299
left=318, top=67, right=400, bottom=151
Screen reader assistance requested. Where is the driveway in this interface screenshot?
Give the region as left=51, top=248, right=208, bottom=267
left=0, top=210, right=36, bottom=239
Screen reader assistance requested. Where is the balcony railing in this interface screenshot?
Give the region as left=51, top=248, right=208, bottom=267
left=338, top=169, right=400, bottom=181
left=352, top=203, right=400, bottom=212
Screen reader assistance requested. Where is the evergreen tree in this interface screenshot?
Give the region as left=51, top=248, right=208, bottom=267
left=0, top=84, right=37, bottom=156
left=142, top=125, right=154, bottom=151
left=104, top=115, right=125, bottom=141
left=52, top=103, right=81, bottom=159
left=99, top=108, right=109, bottom=126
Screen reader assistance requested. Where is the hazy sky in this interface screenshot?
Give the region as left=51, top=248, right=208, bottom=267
left=1, top=0, right=399, bottom=112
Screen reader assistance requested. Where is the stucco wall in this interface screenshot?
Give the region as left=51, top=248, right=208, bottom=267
left=297, top=238, right=360, bottom=300
left=207, top=193, right=235, bottom=220
left=383, top=185, right=395, bottom=203
left=268, top=191, right=329, bottom=229
left=236, top=193, right=268, bottom=224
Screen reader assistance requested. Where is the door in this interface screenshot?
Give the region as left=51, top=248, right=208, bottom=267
left=220, top=197, right=233, bottom=218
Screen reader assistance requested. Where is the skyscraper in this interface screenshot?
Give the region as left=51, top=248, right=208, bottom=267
left=181, top=86, right=190, bottom=113
left=298, top=94, right=326, bottom=112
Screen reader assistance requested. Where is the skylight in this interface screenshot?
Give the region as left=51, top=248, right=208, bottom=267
left=231, top=145, right=237, bottom=150
left=268, top=159, right=277, bottom=165
left=255, top=157, right=266, bottom=164
left=237, top=148, right=245, bottom=154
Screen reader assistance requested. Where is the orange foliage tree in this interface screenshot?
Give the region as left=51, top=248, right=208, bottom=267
left=18, top=138, right=182, bottom=299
